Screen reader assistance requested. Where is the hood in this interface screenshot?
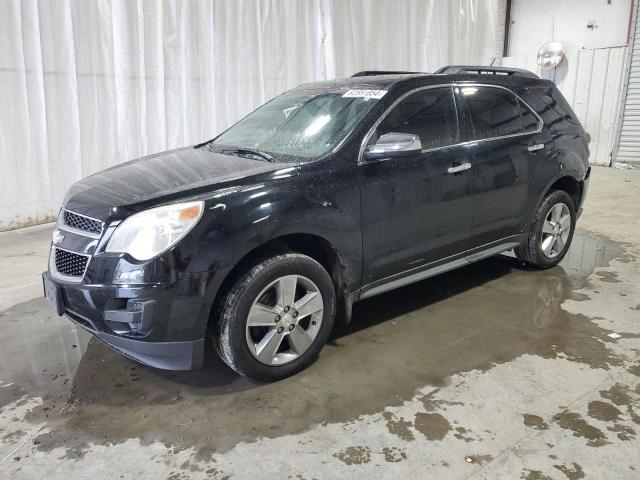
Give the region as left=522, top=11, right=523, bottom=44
left=63, top=146, right=292, bottom=220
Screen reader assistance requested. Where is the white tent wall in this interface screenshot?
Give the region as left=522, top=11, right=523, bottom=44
left=0, top=0, right=501, bottom=232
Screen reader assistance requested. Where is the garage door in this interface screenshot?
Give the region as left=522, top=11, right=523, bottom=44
left=615, top=1, right=640, bottom=166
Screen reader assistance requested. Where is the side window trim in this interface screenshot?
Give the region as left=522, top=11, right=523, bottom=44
left=358, top=83, right=544, bottom=164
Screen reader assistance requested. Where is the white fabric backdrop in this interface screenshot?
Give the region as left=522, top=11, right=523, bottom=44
left=0, top=0, right=499, bottom=231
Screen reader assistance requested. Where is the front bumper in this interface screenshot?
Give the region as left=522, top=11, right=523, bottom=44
left=67, top=305, right=204, bottom=370
left=43, top=267, right=224, bottom=370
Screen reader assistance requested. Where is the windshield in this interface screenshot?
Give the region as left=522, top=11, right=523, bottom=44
left=206, top=86, right=385, bottom=161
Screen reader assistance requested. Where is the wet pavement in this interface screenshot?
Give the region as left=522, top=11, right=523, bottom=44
left=1, top=227, right=640, bottom=479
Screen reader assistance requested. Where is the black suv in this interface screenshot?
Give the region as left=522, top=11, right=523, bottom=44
left=43, top=66, right=590, bottom=381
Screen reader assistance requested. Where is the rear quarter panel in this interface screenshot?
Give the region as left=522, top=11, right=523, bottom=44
left=518, top=85, right=590, bottom=224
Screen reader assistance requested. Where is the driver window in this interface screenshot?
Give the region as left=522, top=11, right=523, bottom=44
left=370, top=87, right=459, bottom=151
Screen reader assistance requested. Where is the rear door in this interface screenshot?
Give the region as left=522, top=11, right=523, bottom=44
left=359, top=86, right=474, bottom=285
left=455, top=85, right=547, bottom=251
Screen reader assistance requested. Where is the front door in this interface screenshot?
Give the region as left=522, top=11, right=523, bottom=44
left=359, top=86, right=474, bottom=285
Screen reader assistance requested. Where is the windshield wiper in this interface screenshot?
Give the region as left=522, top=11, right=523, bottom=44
left=222, top=148, right=275, bottom=162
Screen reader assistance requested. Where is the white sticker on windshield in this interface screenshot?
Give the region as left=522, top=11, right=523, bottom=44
left=342, top=89, right=387, bottom=99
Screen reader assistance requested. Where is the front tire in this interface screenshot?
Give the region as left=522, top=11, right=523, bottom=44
left=515, top=189, right=576, bottom=269
left=213, top=253, right=336, bottom=381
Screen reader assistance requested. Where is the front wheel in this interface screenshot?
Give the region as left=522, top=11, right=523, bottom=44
left=515, top=189, right=576, bottom=269
left=213, top=253, right=336, bottom=381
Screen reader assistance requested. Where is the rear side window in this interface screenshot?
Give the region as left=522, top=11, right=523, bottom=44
left=371, top=87, right=459, bottom=150
left=460, top=86, right=539, bottom=141
left=527, top=87, right=581, bottom=128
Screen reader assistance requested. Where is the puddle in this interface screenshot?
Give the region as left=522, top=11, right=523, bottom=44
left=0, top=233, right=632, bottom=456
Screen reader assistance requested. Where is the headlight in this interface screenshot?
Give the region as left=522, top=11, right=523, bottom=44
left=106, top=201, right=204, bottom=261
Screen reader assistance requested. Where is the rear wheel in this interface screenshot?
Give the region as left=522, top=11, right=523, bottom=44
left=515, top=190, right=576, bottom=268
left=213, top=253, right=336, bottom=381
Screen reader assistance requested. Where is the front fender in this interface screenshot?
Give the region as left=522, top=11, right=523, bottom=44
left=186, top=158, right=362, bottom=290
left=154, top=158, right=361, bottom=340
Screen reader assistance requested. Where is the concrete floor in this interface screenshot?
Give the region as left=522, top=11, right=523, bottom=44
left=1, top=166, right=639, bottom=479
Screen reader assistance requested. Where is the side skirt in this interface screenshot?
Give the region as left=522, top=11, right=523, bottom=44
left=357, top=235, right=524, bottom=301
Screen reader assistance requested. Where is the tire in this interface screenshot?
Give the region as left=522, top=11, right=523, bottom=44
left=213, top=253, right=336, bottom=381
left=515, top=189, right=576, bottom=269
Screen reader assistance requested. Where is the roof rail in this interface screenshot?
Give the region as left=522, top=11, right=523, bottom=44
left=434, top=65, right=539, bottom=79
left=351, top=70, right=423, bottom=77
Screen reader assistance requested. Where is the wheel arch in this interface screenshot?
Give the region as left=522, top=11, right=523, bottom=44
left=546, top=175, right=583, bottom=209
left=532, top=174, right=584, bottom=221
left=207, top=233, right=353, bottom=337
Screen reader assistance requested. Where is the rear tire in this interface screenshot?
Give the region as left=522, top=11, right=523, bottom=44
left=515, top=190, right=576, bottom=269
left=213, top=253, right=336, bottom=381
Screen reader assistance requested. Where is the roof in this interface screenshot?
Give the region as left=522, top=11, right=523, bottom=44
left=346, top=65, right=541, bottom=83
left=298, top=65, right=545, bottom=93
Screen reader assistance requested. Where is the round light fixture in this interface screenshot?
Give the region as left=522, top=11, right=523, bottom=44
left=537, top=42, right=564, bottom=70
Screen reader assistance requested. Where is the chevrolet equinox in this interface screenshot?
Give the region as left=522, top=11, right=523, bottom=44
left=43, top=66, right=591, bottom=381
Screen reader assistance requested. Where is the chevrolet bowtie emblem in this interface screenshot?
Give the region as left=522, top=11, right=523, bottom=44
left=52, top=229, right=64, bottom=245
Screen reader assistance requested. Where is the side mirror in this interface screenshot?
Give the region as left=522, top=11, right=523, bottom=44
left=363, top=132, right=422, bottom=161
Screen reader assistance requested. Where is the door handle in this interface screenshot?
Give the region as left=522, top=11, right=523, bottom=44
left=447, top=162, right=471, bottom=174
left=528, top=143, right=545, bottom=152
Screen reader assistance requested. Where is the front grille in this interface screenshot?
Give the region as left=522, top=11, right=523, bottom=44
left=54, top=248, right=89, bottom=277
left=63, top=210, right=103, bottom=234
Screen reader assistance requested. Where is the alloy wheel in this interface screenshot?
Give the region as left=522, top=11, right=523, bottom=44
left=245, top=274, right=324, bottom=366
left=540, top=202, right=571, bottom=259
